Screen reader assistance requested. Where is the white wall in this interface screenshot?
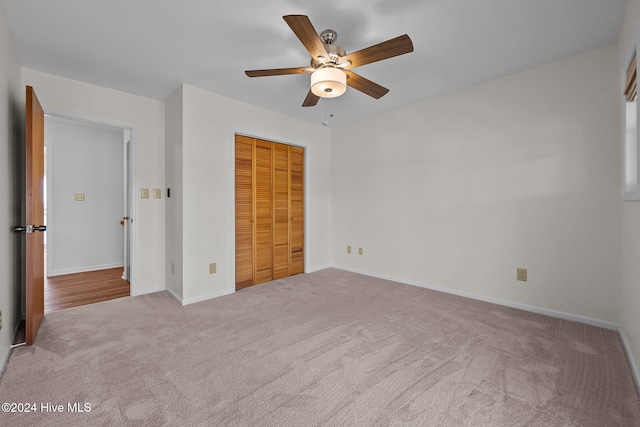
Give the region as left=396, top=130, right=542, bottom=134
left=165, top=86, right=184, bottom=300
left=0, top=4, right=23, bottom=371
left=46, top=118, right=124, bottom=275
left=22, top=68, right=165, bottom=296
left=332, top=45, right=620, bottom=323
left=171, top=84, right=332, bottom=304
left=617, top=0, right=640, bottom=386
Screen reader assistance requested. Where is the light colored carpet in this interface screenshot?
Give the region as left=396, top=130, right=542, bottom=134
left=0, top=268, right=639, bottom=426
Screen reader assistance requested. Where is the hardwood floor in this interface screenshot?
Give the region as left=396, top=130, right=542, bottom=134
left=11, top=258, right=130, bottom=344
left=45, top=267, right=130, bottom=313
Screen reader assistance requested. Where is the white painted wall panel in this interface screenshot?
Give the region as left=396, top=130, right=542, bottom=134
left=179, top=84, right=332, bottom=303
left=617, top=0, right=640, bottom=388
left=164, top=86, right=184, bottom=300
left=0, top=3, right=24, bottom=371
left=46, top=118, right=124, bottom=275
left=332, top=45, right=620, bottom=323
left=22, top=68, right=165, bottom=295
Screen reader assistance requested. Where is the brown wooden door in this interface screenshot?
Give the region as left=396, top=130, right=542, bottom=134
left=234, top=135, right=254, bottom=289
left=254, top=140, right=273, bottom=284
left=25, top=86, right=45, bottom=345
left=272, top=143, right=290, bottom=279
left=234, top=135, right=304, bottom=289
left=289, top=146, right=305, bottom=275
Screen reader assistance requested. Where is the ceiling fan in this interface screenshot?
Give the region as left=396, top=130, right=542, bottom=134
left=245, top=15, right=414, bottom=107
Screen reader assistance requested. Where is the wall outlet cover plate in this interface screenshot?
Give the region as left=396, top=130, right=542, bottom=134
left=517, top=268, right=528, bottom=282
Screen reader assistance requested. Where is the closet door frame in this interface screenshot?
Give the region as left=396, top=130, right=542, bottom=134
left=232, top=132, right=307, bottom=290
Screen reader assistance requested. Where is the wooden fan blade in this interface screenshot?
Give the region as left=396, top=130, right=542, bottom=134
left=344, top=70, right=389, bottom=99
left=245, top=67, right=313, bottom=77
left=302, top=90, right=320, bottom=107
left=283, top=15, right=328, bottom=61
left=342, top=34, right=413, bottom=69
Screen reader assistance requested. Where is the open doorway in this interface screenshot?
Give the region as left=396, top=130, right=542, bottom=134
left=43, top=114, right=132, bottom=312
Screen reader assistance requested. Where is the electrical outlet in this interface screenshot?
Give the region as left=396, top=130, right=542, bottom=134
left=141, top=188, right=149, bottom=199
left=517, top=268, right=528, bottom=282
left=209, top=263, right=217, bottom=274
left=74, top=193, right=85, bottom=201
left=358, top=247, right=363, bottom=256
left=347, top=245, right=352, bottom=254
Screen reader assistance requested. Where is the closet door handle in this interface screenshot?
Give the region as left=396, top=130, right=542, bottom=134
left=250, top=219, right=255, bottom=223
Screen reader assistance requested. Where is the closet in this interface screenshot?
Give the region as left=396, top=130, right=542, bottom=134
left=235, top=134, right=304, bottom=289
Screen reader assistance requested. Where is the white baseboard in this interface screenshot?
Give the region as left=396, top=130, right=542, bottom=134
left=164, top=287, right=235, bottom=306
left=306, top=264, right=332, bottom=273
left=48, top=262, right=124, bottom=277
left=164, top=288, right=183, bottom=305
left=619, top=328, right=640, bottom=393
left=330, top=264, right=618, bottom=330
left=0, top=347, right=8, bottom=379
left=329, top=264, right=640, bottom=391
left=0, top=319, right=24, bottom=379
left=131, top=286, right=165, bottom=297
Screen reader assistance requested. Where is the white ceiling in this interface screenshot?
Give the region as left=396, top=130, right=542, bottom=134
left=1, top=0, right=628, bottom=127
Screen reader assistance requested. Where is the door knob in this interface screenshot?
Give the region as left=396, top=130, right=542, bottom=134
left=13, top=225, right=46, bottom=233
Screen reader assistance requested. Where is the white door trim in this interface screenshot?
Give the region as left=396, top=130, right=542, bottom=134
left=42, top=110, right=138, bottom=296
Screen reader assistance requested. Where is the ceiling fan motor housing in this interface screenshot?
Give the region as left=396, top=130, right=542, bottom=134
left=311, top=29, right=346, bottom=67
left=320, top=29, right=337, bottom=44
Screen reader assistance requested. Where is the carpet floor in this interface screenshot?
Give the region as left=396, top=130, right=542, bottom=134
left=0, top=268, right=639, bottom=426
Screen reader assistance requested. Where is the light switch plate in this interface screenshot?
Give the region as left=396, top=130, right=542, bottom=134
left=153, top=188, right=161, bottom=199
left=209, top=263, right=217, bottom=274
left=141, top=188, right=149, bottom=199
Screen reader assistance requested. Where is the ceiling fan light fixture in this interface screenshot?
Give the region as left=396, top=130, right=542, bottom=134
left=311, top=67, right=346, bottom=98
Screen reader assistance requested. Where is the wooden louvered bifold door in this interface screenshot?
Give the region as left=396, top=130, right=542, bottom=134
left=234, top=135, right=255, bottom=289
left=255, top=140, right=274, bottom=284
left=289, top=146, right=304, bottom=275
left=235, top=135, right=305, bottom=289
left=272, top=143, right=290, bottom=280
